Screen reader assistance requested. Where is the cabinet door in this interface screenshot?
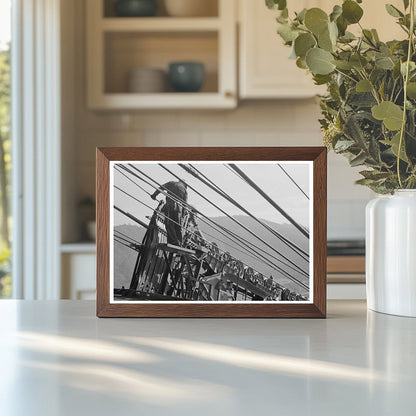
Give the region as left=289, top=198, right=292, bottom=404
left=239, top=0, right=326, bottom=99
left=239, top=0, right=404, bottom=99
left=62, top=253, right=96, bottom=300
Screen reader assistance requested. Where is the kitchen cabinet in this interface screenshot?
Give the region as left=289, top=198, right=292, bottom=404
left=239, top=0, right=325, bottom=99
left=86, top=0, right=237, bottom=109
left=238, top=0, right=404, bottom=99
left=61, top=245, right=96, bottom=300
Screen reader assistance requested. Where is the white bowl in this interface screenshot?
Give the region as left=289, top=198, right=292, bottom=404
left=164, top=0, right=218, bottom=17
left=128, top=68, right=167, bottom=93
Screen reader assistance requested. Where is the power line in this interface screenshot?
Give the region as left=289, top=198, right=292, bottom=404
left=118, top=165, right=305, bottom=281
left=178, top=163, right=310, bottom=275
left=123, top=163, right=306, bottom=274
left=277, top=163, right=309, bottom=200
left=191, top=163, right=309, bottom=261
left=155, top=164, right=309, bottom=289
left=229, top=164, right=309, bottom=239
left=114, top=177, right=308, bottom=291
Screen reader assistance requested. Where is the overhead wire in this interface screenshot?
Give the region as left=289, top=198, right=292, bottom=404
left=191, top=163, right=309, bottom=261
left=116, top=166, right=305, bottom=281
left=229, top=164, right=309, bottom=239
left=277, top=163, right=309, bottom=200
left=122, top=164, right=306, bottom=274
left=172, top=163, right=310, bottom=275
left=154, top=164, right=309, bottom=288
left=114, top=178, right=308, bottom=291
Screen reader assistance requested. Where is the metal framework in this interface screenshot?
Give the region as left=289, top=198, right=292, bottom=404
left=114, top=200, right=307, bottom=302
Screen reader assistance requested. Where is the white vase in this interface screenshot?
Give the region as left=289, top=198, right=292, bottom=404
left=366, top=190, right=416, bottom=317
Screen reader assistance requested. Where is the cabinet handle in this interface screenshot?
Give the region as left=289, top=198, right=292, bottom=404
left=225, top=91, right=234, bottom=99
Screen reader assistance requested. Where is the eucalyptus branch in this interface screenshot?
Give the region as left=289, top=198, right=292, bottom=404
left=359, top=69, right=381, bottom=104
left=334, top=68, right=358, bottom=84
left=397, top=0, right=415, bottom=188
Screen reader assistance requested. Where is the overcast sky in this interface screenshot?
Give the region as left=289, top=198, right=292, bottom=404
left=113, top=161, right=311, bottom=230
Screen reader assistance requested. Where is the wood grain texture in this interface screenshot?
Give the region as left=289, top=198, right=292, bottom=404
left=96, top=147, right=327, bottom=318
left=327, top=256, right=365, bottom=274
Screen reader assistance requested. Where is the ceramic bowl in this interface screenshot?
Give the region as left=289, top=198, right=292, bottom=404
left=168, top=62, right=205, bottom=92
left=114, top=0, right=158, bottom=17
left=164, top=0, right=217, bottom=17
left=128, top=68, right=167, bottom=93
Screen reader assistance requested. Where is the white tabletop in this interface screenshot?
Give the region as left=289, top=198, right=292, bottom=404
left=0, top=300, right=415, bottom=416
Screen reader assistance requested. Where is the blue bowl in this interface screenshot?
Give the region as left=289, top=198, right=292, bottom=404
left=168, top=62, right=205, bottom=93
left=114, top=0, right=157, bottom=17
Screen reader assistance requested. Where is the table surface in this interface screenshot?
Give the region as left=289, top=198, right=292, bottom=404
left=0, top=300, right=415, bottom=416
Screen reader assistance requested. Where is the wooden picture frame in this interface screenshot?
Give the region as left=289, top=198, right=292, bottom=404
left=96, top=147, right=327, bottom=318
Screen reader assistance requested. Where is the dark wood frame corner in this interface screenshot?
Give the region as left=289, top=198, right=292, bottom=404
left=96, top=147, right=327, bottom=318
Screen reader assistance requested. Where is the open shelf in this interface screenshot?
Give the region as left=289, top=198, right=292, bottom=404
left=102, top=17, right=221, bottom=32
left=91, top=92, right=234, bottom=109
left=61, top=242, right=96, bottom=254
left=104, top=31, right=218, bottom=94
left=103, top=0, right=219, bottom=18
left=87, top=0, right=236, bottom=109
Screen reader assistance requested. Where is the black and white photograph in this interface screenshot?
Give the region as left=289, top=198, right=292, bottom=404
left=110, top=161, right=312, bottom=303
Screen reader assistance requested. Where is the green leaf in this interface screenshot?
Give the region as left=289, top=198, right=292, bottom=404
left=318, top=27, right=334, bottom=52
left=294, top=33, right=316, bottom=58
left=330, top=5, right=342, bottom=22
left=372, top=101, right=404, bottom=131
left=339, top=31, right=356, bottom=43
left=296, top=8, right=307, bottom=23
left=304, top=8, right=329, bottom=35
left=363, top=29, right=376, bottom=45
left=296, top=57, right=308, bottom=69
left=328, top=21, right=338, bottom=45
left=401, top=61, right=416, bottom=76
left=333, top=60, right=353, bottom=70
left=360, top=170, right=391, bottom=181
left=356, top=79, right=372, bottom=92
left=277, top=23, right=298, bottom=43
left=266, top=0, right=287, bottom=11
left=375, top=55, right=395, bottom=70
left=336, top=15, right=348, bottom=36
left=382, top=132, right=409, bottom=162
left=407, top=82, right=416, bottom=99
left=350, top=152, right=367, bottom=167
left=355, top=178, right=377, bottom=186
left=403, top=0, right=410, bottom=10
left=313, top=74, right=332, bottom=85
left=385, top=4, right=404, bottom=18
left=306, top=48, right=335, bottom=75
left=371, top=29, right=380, bottom=42
left=334, top=139, right=355, bottom=152
left=350, top=54, right=368, bottom=70
left=342, top=0, right=364, bottom=24
left=344, top=114, right=368, bottom=147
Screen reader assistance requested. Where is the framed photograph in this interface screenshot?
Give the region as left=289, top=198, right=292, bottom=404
left=96, top=147, right=327, bottom=318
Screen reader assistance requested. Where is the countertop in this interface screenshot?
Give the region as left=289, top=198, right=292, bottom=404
left=0, top=300, right=415, bottom=415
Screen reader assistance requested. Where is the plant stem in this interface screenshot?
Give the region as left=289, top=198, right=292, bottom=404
left=334, top=68, right=358, bottom=84
left=397, top=0, right=415, bottom=188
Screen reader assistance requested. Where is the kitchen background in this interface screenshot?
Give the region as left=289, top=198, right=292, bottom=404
left=60, top=0, right=400, bottom=300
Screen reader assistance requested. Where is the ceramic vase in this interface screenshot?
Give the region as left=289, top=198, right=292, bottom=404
left=366, top=190, right=416, bottom=317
